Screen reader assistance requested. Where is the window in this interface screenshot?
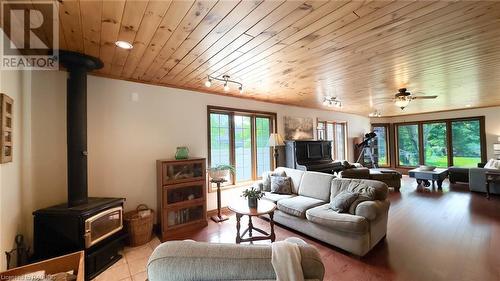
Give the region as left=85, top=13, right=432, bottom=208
left=452, top=120, right=482, bottom=167
left=372, top=124, right=390, bottom=167
left=256, top=117, right=272, bottom=176
left=395, top=117, right=485, bottom=168
left=423, top=122, right=448, bottom=167
left=234, top=115, right=252, bottom=182
left=210, top=113, right=230, bottom=169
left=317, top=120, right=347, bottom=160
left=208, top=106, right=275, bottom=187
left=397, top=124, right=420, bottom=167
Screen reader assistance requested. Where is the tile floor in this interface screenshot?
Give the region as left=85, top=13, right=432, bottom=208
left=92, top=236, right=161, bottom=281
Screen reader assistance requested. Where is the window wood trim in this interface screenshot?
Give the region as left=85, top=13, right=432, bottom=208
left=207, top=106, right=276, bottom=192
left=317, top=119, right=348, bottom=160
left=371, top=123, right=391, bottom=167
left=392, top=116, right=486, bottom=169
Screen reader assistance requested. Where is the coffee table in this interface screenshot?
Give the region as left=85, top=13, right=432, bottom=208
left=228, top=199, right=276, bottom=244
left=408, top=168, right=448, bottom=189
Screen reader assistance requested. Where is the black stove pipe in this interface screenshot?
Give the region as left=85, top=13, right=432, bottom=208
left=59, top=51, right=103, bottom=207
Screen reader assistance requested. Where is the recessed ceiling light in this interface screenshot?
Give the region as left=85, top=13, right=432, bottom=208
left=115, top=40, right=133, bottom=49
left=465, top=104, right=472, bottom=107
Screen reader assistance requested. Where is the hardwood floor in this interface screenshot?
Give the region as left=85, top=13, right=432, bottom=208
left=103, top=176, right=500, bottom=281
left=194, top=176, right=500, bottom=281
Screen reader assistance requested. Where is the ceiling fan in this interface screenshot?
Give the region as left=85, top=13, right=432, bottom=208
left=386, top=88, right=438, bottom=110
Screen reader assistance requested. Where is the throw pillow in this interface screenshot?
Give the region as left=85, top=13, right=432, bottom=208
left=262, top=170, right=286, bottom=191
left=348, top=186, right=376, bottom=214
left=270, top=176, right=292, bottom=194
left=330, top=191, right=359, bottom=213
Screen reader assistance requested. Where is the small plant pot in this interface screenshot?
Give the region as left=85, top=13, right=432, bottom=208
left=248, top=198, right=258, bottom=209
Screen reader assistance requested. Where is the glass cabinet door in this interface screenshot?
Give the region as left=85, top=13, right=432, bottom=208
left=165, top=205, right=204, bottom=228
left=162, top=161, right=204, bottom=185
left=164, top=182, right=204, bottom=206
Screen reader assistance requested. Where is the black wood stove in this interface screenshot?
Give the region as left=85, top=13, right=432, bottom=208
left=33, top=51, right=126, bottom=280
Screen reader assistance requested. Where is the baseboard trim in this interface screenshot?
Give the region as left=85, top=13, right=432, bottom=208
left=207, top=207, right=231, bottom=217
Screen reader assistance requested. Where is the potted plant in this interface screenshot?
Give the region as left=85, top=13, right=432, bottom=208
left=241, top=187, right=264, bottom=208
left=207, top=164, right=235, bottom=181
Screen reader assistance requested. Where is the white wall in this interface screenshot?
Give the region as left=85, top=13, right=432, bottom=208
left=0, top=69, right=24, bottom=271
left=373, top=106, right=500, bottom=160
left=0, top=32, right=25, bottom=270
left=27, top=70, right=371, bottom=226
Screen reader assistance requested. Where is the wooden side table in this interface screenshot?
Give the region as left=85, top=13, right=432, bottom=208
left=210, top=178, right=229, bottom=222
left=228, top=200, right=276, bottom=244
left=485, top=171, right=500, bottom=199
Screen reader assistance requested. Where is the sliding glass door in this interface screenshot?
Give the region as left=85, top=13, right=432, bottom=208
left=423, top=122, right=448, bottom=167
left=397, top=124, right=420, bottom=167
left=451, top=120, right=482, bottom=167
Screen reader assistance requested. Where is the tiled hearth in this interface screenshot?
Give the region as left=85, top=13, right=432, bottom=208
left=92, top=237, right=161, bottom=281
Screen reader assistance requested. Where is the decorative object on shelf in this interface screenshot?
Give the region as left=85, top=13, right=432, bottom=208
left=0, top=93, right=13, bottom=163
left=268, top=133, right=284, bottom=168
left=204, top=75, right=243, bottom=93
left=123, top=204, right=154, bottom=247
left=283, top=116, right=314, bottom=140
left=494, top=137, right=500, bottom=159
left=175, top=146, right=189, bottom=160
left=322, top=96, right=342, bottom=108
left=207, top=164, right=235, bottom=181
left=241, top=187, right=264, bottom=208
left=157, top=158, right=207, bottom=241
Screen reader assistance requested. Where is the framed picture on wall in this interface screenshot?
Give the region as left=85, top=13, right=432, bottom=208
left=283, top=116, right=314, bottom=140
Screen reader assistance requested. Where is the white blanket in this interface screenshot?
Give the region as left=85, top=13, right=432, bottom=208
left=271, top=241, right=305, bottom=281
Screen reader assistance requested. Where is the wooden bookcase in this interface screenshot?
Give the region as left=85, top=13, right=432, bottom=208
left=156, top=158, right=207, bottom=241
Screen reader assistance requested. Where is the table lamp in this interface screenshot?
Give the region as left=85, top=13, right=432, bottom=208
left=268, top=133, right=285, bottom=168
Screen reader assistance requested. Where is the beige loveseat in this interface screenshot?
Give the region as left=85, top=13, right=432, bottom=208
left=147, top=240, right=325, bottom=281
left=257, top=167, right=390, bottom=256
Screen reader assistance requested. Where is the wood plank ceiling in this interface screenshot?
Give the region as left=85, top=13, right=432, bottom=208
left=14, top=1, right=500, bottom=116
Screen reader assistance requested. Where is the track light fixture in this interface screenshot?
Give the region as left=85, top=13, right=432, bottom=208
left=205, top=75, right=243, bottom=93
left=322, top=96, right=342, bottom=108
left=369, top=110, right=382, bottom=117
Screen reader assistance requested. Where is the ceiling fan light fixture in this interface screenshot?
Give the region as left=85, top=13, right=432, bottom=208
left=115, top=40, right=133, bottom=49
left=223, top=83, right=229, bottom=92
left=395, top=98, right=410, bottom=109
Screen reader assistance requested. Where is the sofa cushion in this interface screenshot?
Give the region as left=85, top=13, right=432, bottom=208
left=330, top=191, right=358, bottom=213
left=270, top=176, right=292, bottom=194
left=298, top=171, right=334, bottom=201
left=331, top=178, right=388, bottom=201
left=277, top=196, right=325, bottom=218
left=262, top=192, right=296, bottom=204
left=275, top=167, right=304, bottom=194
left=305, top=204, right=369, bottom=234
left=262, top=170, right=287, bottom=191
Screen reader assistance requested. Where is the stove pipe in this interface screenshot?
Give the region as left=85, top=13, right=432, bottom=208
left=59, top=51, right=103, bottom=207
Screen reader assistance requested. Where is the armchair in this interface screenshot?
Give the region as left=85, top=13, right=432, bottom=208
left=469, top=168, right=500, bottom=195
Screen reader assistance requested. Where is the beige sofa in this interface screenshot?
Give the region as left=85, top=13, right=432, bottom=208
left=147, top=240, right=325, bottom=281
left=257, top=167, right=390, bottom=256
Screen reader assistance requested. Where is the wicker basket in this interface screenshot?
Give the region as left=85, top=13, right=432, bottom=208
left=124, top=204, right=154, bottom=247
